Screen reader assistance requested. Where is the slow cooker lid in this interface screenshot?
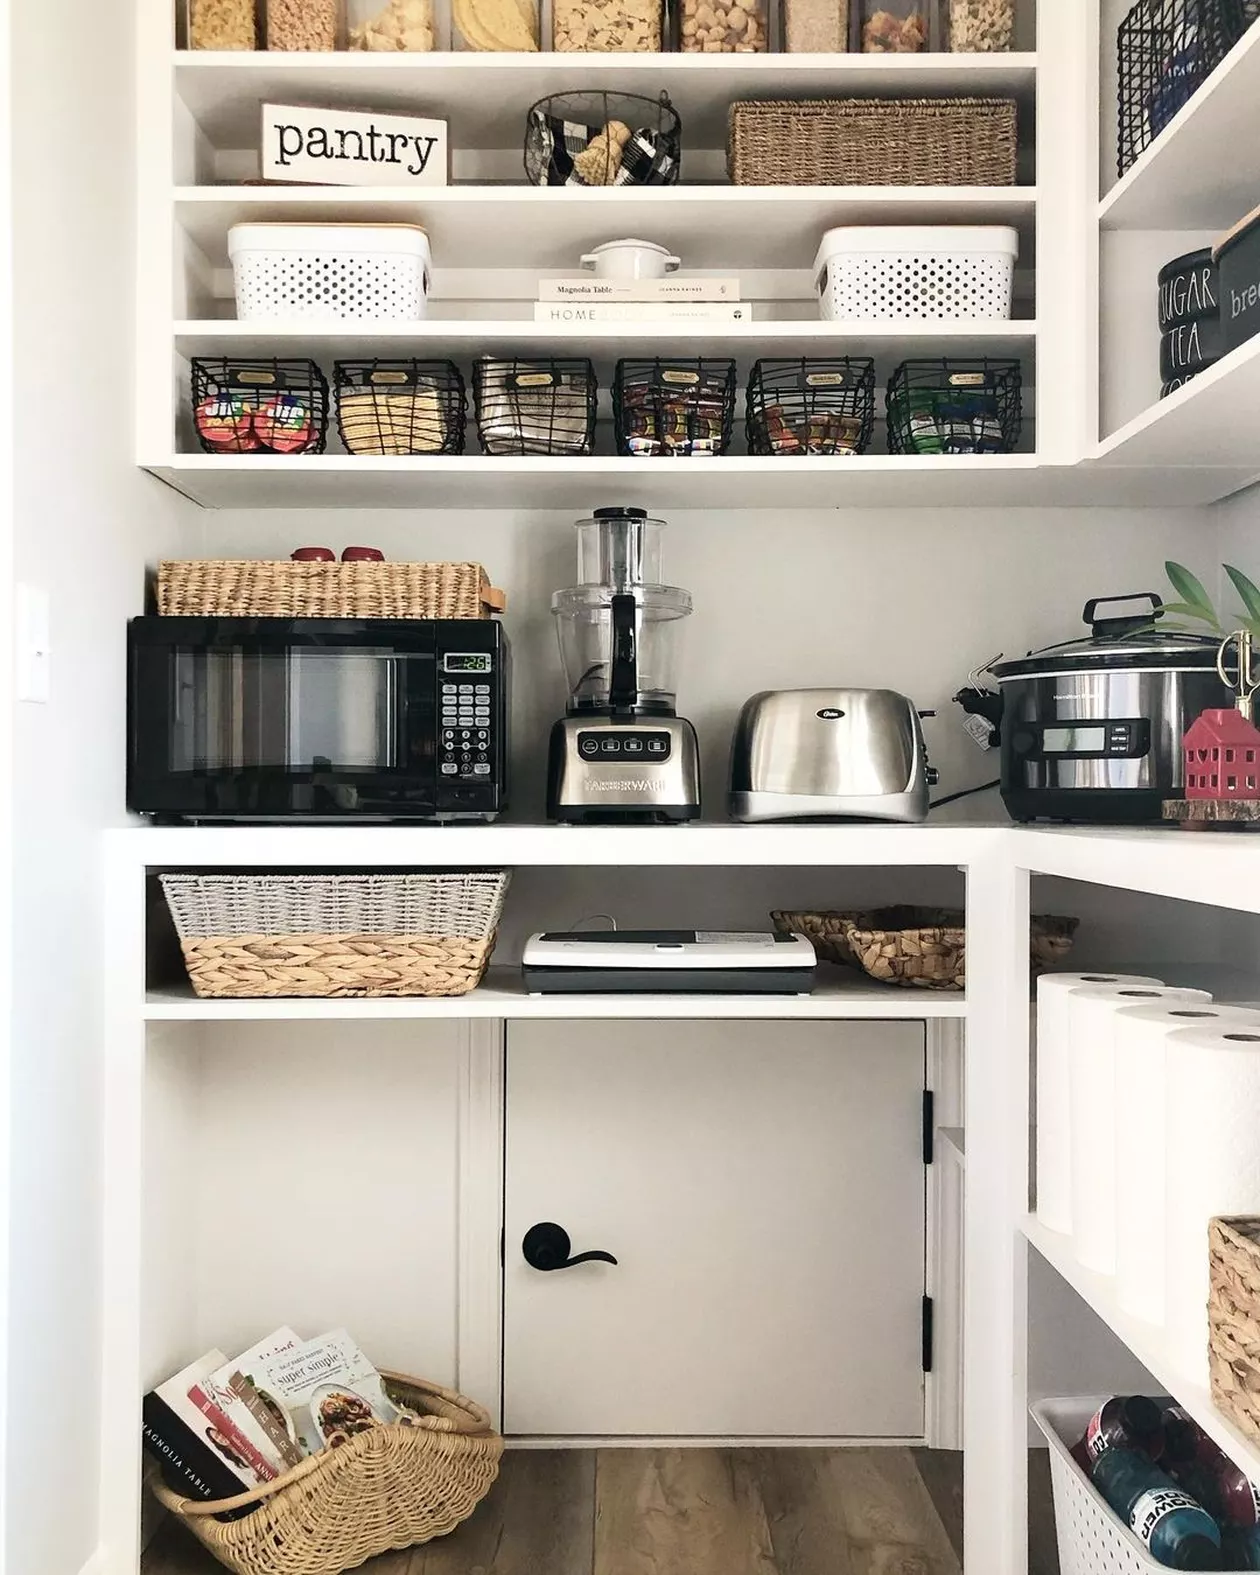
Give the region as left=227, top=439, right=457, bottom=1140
left=991, top=591, right=1222, bottom=680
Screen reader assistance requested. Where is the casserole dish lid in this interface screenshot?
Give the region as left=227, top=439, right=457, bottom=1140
left=991, top=593, right=1221, bottom=680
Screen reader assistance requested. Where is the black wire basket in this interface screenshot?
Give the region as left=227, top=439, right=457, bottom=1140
left=614, top=358, right=736, bottom=458
left=885, top=360, right=1022, bottom=457
left=524, top=91, right=682, bottom=187
left=1117, top=0, right=1245, bottom=176
left=191, top=358, right=329, bottom=456
left=746, top=358, right=876, bottom=457
left=334, top=361, right=466, bottom=457
left=473, top=358, right=598, bottom=456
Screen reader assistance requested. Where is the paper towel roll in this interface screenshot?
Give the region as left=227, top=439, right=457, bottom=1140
left=1035, top=973, right=1164, bottom=1235
left=1166, top=1023, right=1260, bottom=1386
left=1114, top=1003, right=1260, bottom=1324
left=1070, top=984, right=1212, bottom=1274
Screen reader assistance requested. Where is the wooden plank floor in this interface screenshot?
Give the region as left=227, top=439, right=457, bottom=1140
left=143, top=1448, right=965, bottom=1575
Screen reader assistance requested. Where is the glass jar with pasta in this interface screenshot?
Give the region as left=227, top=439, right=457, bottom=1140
left=264, top=0, right=342, bottom=48
left=188, top=0, right=258, bottom=49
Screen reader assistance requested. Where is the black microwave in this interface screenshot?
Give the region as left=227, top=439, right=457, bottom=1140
left=127, top=617, right=509, bottom=822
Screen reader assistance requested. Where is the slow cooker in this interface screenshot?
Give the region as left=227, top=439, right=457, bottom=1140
left=989, top=593, right=1231, bottom=824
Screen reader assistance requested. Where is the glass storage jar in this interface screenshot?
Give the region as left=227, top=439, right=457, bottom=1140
left=855, top=0, right=934, bottom=50
left=188, top=0, right=258, bottom=48
left=785, top=0, right=848, bottom=49
left=265, top=0, right=341, bottom=47
left=453, top=0, right=540, bottom=49
left=349, top=0, right=442, bottom=48
left=552, top=0, right=663, bottom=51
left=679, top=0, right=767, bottom=52
left=948, top=0, right=1012, bottom=49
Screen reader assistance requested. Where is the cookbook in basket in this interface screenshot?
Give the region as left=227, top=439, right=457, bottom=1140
left=156, top=559, right=506, bottom=620
left=148, top=1372, right=503, bottom=1575
left=161, top=873, right=510, bottom=999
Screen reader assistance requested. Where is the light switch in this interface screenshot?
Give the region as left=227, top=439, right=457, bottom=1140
left=15, top=583, right=50, bottom=704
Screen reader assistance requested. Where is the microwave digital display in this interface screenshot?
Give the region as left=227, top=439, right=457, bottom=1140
left=444, top=652, right=493, bottom=674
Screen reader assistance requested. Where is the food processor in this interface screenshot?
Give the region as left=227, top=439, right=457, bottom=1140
left=547, top=506, right=700, bottom=824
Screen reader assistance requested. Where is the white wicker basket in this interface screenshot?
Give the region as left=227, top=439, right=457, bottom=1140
left=1032, top=1396, right=1232, bottom=1575
left=811, top=226, right=1018, bottom=320
left=228, top=224, right=432, bottom=322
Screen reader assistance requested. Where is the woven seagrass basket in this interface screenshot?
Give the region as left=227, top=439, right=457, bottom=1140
left=771, top=906, right=1078, bottom=991
left=728, top=98, right=1017, bottom=187
left=1209, top=1216, right=1260, bottom=1446
left=156, top=560, right=506, bottom=620
left=160, top=873, right=510, bottom=998
left=148, top=1373, right=503, bottom=1575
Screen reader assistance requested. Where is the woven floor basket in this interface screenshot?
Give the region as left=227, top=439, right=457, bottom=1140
left=1209, top=1216, right=1260, bottom=1446
left=728, top=98, right=1017, bottom=187
left=156, top=560, right=506, bottom=619
left=161, top=873, right=510, bottom=998
left=148, top=1373, right=503, bottom=1575
left=771, top=906, right=1078, bottom=991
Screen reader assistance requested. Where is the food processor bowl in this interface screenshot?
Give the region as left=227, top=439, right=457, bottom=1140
left=552, top=583, right=691, bottom=714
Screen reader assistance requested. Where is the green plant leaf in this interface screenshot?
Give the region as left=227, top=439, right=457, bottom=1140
left=1225, top=564, right=1260, bottom=625
left=1158, top=600, right=1223, bottom=627
left=1165, top=561, right=1219, bottom=621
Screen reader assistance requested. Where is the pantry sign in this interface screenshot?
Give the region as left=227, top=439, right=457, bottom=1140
left=261, top=102, right=449, bottom=188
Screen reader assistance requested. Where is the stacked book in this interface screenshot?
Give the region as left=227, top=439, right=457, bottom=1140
left=534, top=276, right=749, bottom=324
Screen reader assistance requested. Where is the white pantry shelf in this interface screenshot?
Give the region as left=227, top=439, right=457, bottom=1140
left=1100, top=22, right=1260, bottom=231
left=1024, top=1216, right=1260, bottom=1484
left=174, top=50, right=1039, bottom=152
left=174, top=184, right=1039, bottom=271
left=143, top=966, right=967, bottom=1020
left=1012, top=826, right=1260, bottom=915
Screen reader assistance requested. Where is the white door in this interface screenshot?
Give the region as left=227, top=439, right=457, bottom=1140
left=503, top=1019, right=927, bottom=1439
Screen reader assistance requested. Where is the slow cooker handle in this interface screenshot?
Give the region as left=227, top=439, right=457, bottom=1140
left=1083, top=592, right=1164, bottom=639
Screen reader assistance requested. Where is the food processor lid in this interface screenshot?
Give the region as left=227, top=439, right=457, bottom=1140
left=551, top=583, right=692, bottom=617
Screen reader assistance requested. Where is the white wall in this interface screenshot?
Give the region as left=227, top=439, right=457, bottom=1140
left=4, top=1, right=196, bottom=1571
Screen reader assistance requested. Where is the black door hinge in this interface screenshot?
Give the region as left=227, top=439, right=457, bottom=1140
left=922, top=1089, right=935, bottom=1165
left=499, top=1228, right=506, bottom=1267
left=922, top=1296, right=934, bottom=1374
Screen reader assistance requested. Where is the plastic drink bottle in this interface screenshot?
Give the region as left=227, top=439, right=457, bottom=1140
left=1093, top=1447, right=1223, bottom=1570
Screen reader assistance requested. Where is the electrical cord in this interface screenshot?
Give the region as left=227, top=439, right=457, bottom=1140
left=931, top=779, right=1001, bottom=811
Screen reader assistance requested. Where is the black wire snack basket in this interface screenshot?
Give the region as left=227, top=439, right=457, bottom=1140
left=614, top=358, right=737, bottom=457
left=1117, top=0, right=1245, bottom=176
left=885, top=359, right=1022, bottom=457
left=746, top=358, right=876, bottom=457
left=334, top=361, right=466, bottom=456
left=524, top=91, right=682, bottom=187
left=473, top=358, right=598, bottom=456
left=191, top=358, right=329, bottom=455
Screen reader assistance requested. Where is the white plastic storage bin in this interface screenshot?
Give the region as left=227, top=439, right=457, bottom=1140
left=228, top=223, right=432, bottom=322
left=811, top=225, right=1019, bottom=320
left=1032, top=1396, right=1232, bottom=1575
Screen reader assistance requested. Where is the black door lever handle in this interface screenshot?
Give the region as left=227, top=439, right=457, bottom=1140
left=522, top=1221, right=618, bottom=1271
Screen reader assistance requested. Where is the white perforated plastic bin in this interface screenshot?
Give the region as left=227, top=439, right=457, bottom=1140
left=1032, top=1397, right=1233, bottom=1575
left=811, top=226, right=1018, bottom=320
left=228, top=224, right=432, bottom=322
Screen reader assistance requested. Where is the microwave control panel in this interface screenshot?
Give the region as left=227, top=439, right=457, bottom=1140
left=439, top=652, right=495, bottom=780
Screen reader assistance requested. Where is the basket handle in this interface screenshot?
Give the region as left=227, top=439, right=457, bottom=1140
left=481, top=585, right=507, bottom=613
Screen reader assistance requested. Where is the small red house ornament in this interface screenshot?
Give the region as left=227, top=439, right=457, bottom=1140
left=1184, top=708, right=1260, bottom=798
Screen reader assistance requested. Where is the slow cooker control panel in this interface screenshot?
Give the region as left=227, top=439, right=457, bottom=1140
left=1010, top=719, right=1150, bottom=759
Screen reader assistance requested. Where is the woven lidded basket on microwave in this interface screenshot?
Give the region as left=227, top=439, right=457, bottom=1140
left=1209, top=1216, right=1260, bottom=1445
left=160, top=873, right=510, bottom=999
left=156, top=560, right=507, bottom=620
left=148, top=1373, right=503, bottom=1575
left=728, top=98, right=1017, bottom=187
left=771, top=906, right=1077, bottom=991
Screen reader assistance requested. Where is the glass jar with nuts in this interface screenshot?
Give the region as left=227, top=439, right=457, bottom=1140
left=679, top=0, right=767, bottom=53
left=264, top=0, right=342, bottom=48
left=854, top=0, right=936, bottom=50
left=188, top=0, right=258, bottom=49
left=552, top=0, right=663, bottom=51
left=349, top=0, right=444, bottom=48
left=948, top=0, right=1012, bottom=50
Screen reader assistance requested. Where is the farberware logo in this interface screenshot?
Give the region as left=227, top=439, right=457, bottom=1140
left=588, top=778, right=653, bottom=792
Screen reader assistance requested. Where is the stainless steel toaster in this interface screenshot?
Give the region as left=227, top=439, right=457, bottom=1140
left=728, top=688, right=936, bottom=823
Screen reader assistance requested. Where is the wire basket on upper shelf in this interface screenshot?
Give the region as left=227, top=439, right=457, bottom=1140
left=1117, top=0, right=1246, bottom=176
left=473, top=358, right=598, bottom=456
left=614, top=358, right=736, bottom=457
left=191, top=358, right=329, bottom=456
left=746, top=358, right=876, bottom=456
left=524, top=91, right=682, bottom=187
left=334, top=360, right=466, bottom=456
left=885, top=359, right=1022, bottom=457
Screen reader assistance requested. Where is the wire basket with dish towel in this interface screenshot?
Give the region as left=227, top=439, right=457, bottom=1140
left=148, top=1372, right=503, bottom=1575
left=161, top=873, right=510, bottom=999
left=771, top=906, right=1078, bottom=990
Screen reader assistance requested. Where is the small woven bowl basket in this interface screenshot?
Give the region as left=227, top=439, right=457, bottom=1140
left=161, top=873, right=510, bottom=999
left=771, top=905, right=1078, bottom=991
left=148, top=1373, right=503, bottom=1575
left=1209, top=1216, right=1260, bottom=1445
